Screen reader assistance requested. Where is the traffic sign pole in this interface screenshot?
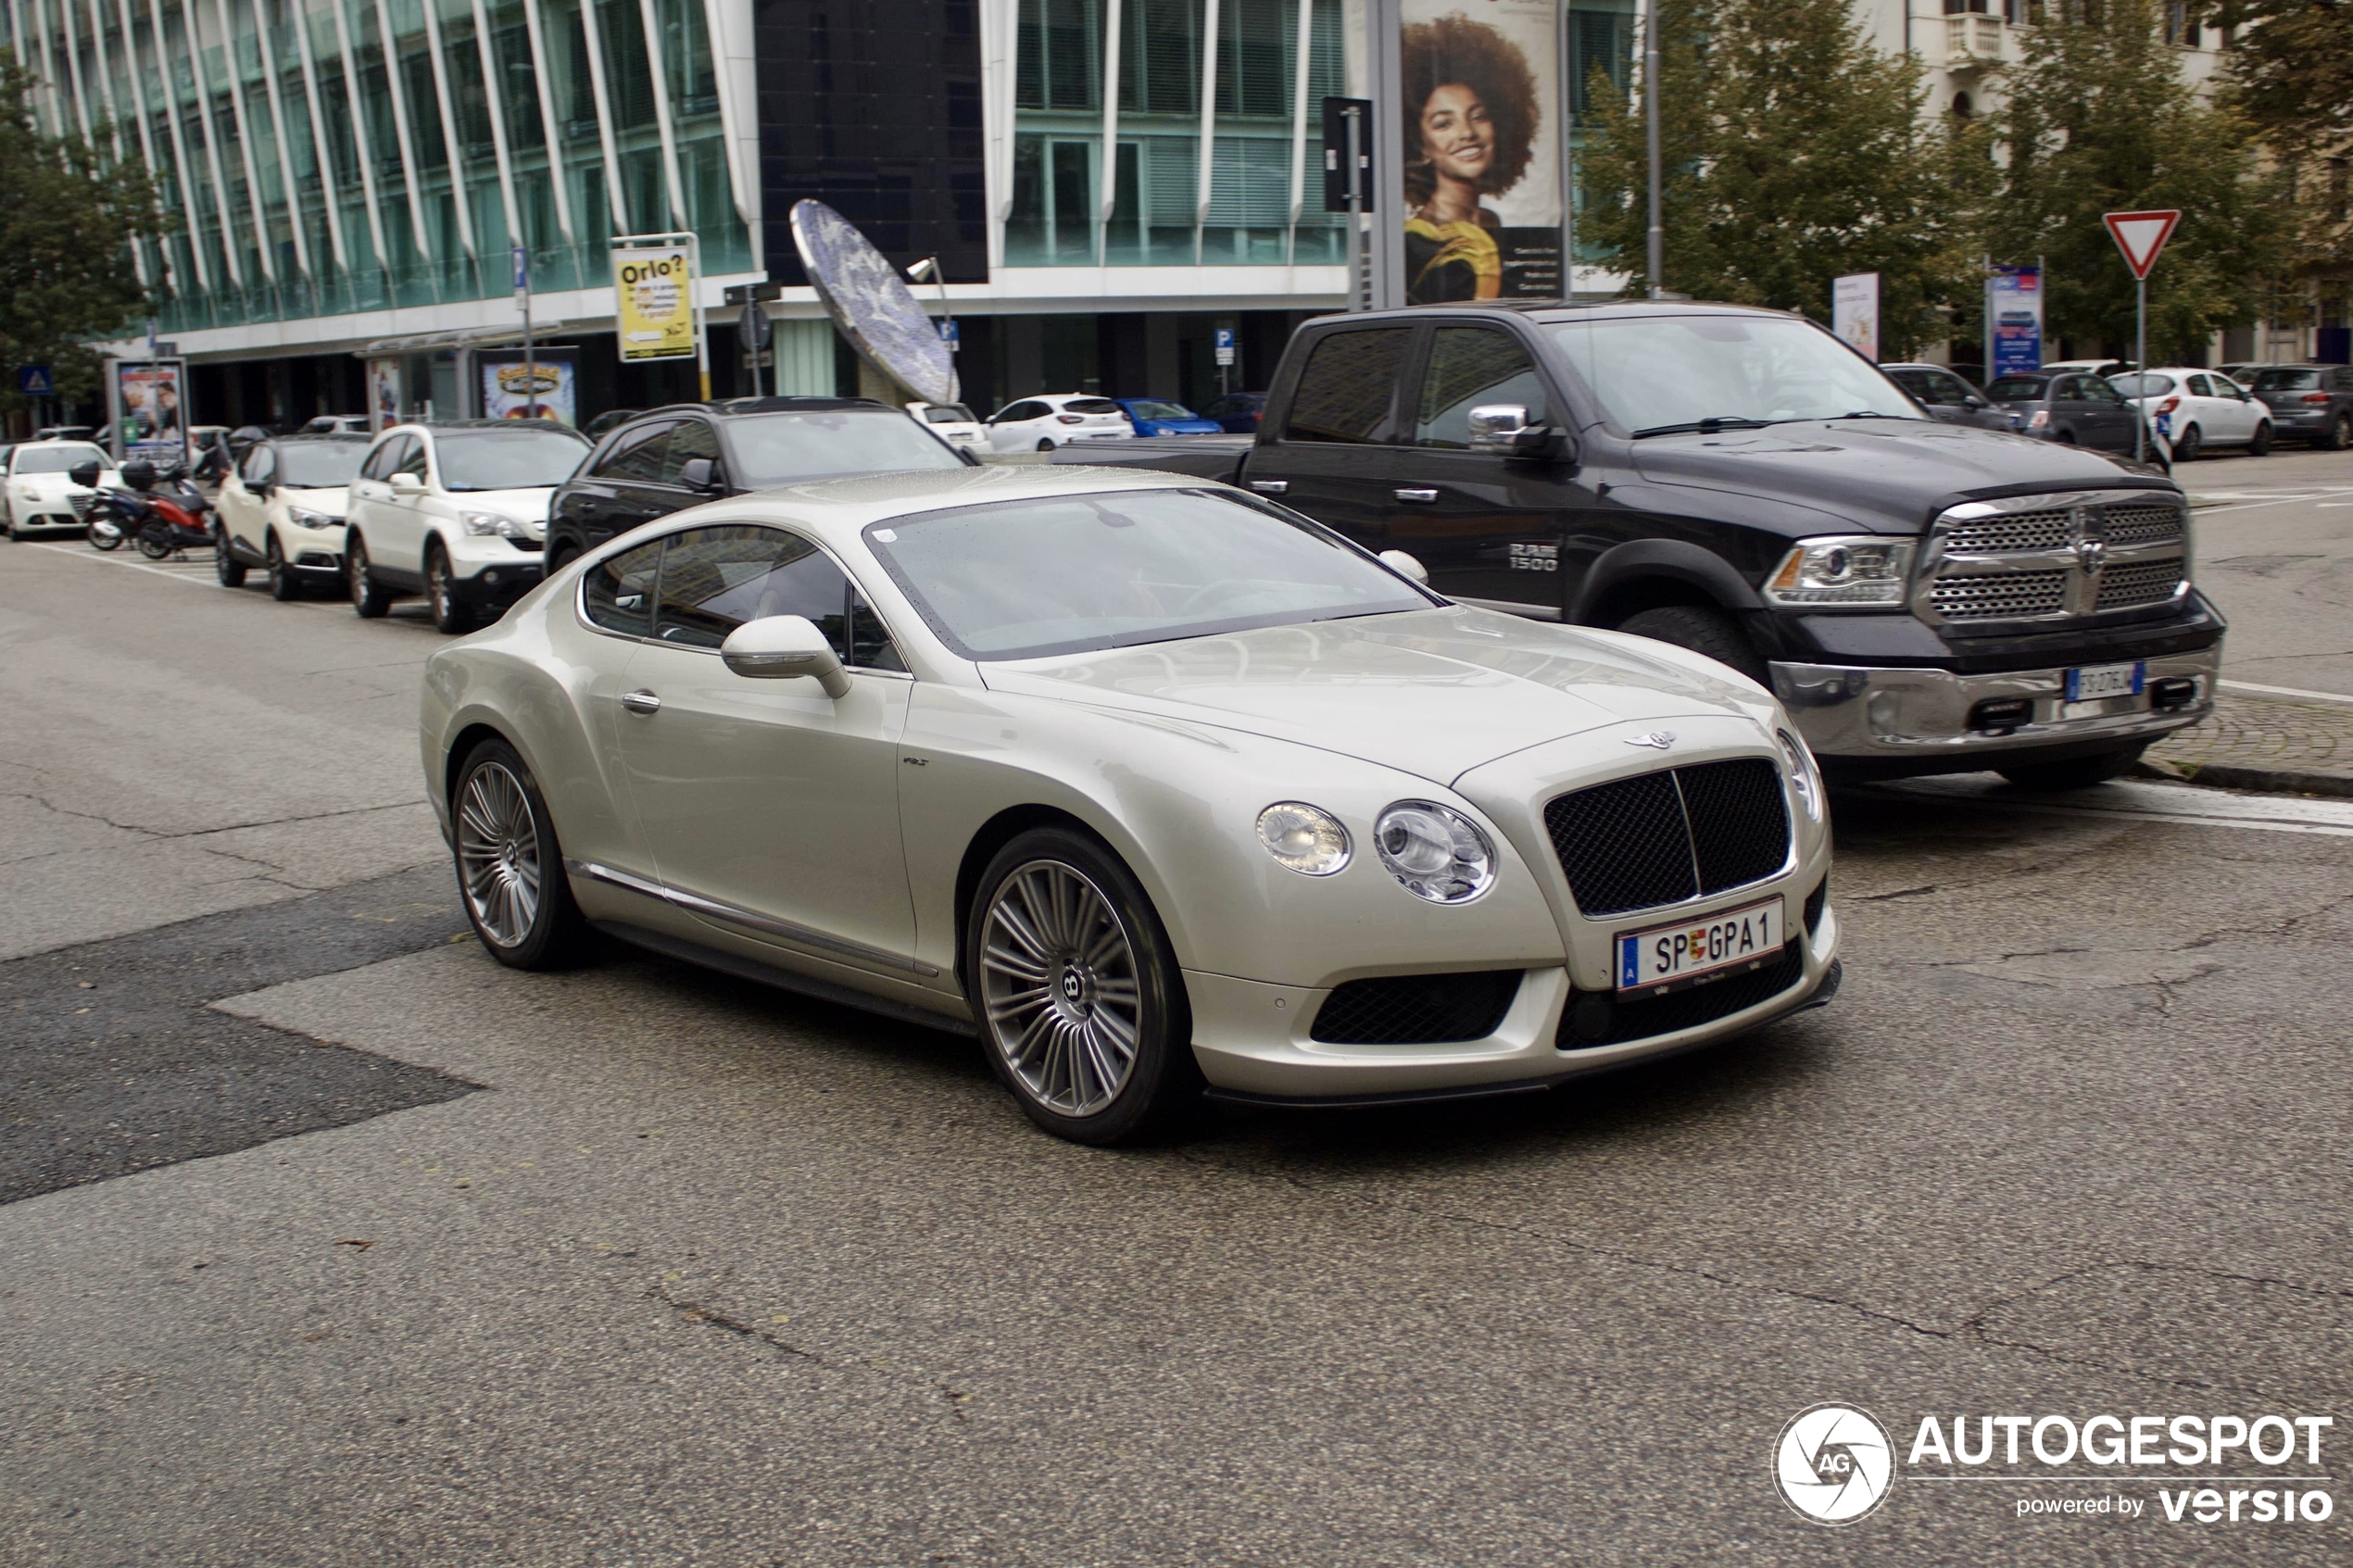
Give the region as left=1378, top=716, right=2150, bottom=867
left=2135, top=275, right=2147, bottom=462
left=2102, top=209, right=2182, bottom=465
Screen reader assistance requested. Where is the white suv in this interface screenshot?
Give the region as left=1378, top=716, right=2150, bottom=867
left=344, top=421, right=589, bottom=632
left=213, top=433, right=369, bottom=598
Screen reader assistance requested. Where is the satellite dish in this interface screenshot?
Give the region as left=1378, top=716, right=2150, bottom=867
left=789, top=200, right=957, bottom=407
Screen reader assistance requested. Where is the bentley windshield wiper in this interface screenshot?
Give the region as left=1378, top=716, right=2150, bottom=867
left=1631, top=417, right=1773, bottom=438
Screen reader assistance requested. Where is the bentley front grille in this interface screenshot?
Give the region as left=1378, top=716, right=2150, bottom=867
left=1310, top=971, right=1523, bottom=1045
left=1544, top=759, right=1792, bottom=919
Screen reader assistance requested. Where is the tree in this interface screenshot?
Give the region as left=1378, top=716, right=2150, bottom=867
left=2210, top=0, right=2353, bottom=132
left=0, top=55, right=169, bottom=422
left=1577, top=0, right=1974, bottom=357
left=1980, top=0, right=2282, bottom=361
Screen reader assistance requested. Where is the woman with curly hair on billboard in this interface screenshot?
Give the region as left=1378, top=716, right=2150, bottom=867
left=1401, top=8, right=1556, bottom=304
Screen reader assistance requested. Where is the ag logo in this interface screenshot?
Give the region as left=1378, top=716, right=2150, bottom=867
left=1774, top=1403, right=1894, bottom=1524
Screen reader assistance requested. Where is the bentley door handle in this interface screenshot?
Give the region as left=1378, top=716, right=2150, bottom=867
left=621, top=689, right=661, bottom=715
left=1249, top=479, right=1290, bottom=495
left=1394, top=487, right=1438, bottom=503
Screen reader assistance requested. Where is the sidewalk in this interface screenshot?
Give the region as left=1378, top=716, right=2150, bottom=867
left=2141, top=690, right=2353, bottom=797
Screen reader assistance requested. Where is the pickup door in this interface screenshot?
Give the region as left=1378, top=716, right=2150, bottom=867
left=1247, top=320, right=1599, bottom=617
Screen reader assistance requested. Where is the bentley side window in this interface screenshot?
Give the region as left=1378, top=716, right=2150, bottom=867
left=583, top=539, right=663, bottom=637
left=649, top=524, right=903, bottom=668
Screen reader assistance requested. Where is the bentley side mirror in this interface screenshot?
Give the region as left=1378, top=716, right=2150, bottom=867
left=721, top=614, right=851, bottom=696
left=68, top=460, right=102, bottom=488
left=1378, top=549, right=1429, bottom=584
left=1466, top=404, right=1567, bottom=459
left=676, top=456, right=718, bottom=492
left=389, top=471, right=424, bottom=496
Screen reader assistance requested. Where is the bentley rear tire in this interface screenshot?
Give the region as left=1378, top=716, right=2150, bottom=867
left=452, top=737, right=592, bottom=970
left=966, top=827, right=1202, bottom=1145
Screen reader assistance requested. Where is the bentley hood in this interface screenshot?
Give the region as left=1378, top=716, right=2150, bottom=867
left=1630, top=420, right=2175, bottom=534
left=981, top=606, right=1780, bottom=784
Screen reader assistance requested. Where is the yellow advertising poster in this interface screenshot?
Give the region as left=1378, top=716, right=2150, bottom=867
left=613, top=244, right=696, bottom=361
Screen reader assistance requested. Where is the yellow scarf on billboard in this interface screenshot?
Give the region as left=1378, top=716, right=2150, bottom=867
left=1405, top=217, right=1502, bottom=302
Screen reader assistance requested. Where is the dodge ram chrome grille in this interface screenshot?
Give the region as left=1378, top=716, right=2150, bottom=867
left=1918, top=490, right=2190, bottom=628
left=1544, top=759, right=1793, bottom=919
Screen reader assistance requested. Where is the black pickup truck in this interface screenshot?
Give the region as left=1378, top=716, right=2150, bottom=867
left=1063, top=300, right=2222, bottom=787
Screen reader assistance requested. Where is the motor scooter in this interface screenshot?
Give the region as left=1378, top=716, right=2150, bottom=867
left=69, top=459, right=214, bottom=559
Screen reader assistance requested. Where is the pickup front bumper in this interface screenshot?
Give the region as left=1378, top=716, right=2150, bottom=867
left=1770, top=645, right=2220, bottom=770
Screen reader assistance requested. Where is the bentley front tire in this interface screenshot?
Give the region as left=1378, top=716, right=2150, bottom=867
left=452, top=738, right=592, bottom=970
left=966, top=828, right=1202, bottom=1145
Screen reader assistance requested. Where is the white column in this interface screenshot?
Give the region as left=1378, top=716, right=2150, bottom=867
left=290, top=0, right=352, bottom=273
left=82, top=0, right=149, bottom=287
left=467, top=0, right=523, bottom=251
left=416, top=0, right=477, bottom=257
left=633, top=0, right=686, bottom=230
left=249, top=0, right=315, bottom=277
left=1193, top=0, right=1217, bottom=262
left=575, top=0, right=632, bottom=233
left=209, top=0, right=278, bottom=280
left=1285, top=0, right=1310, bottom=264
left=1096, top=0, right=1121, bottom=259
left=370, top=0, right=437, bottom=265
left=111, top=0, right=177, bottom=291
left=28, top=0, right=65, bottom=137
left=142, top=0, right=211, bottom=288
left=329, top=0, right=394, bottom=278
left=698, top=0, right=756, bottom=233
left=981, top=0, right=1013, bottom=269
left=181, top=0, right=249, bottom=284
left=516, top=0, right=576, bottom=242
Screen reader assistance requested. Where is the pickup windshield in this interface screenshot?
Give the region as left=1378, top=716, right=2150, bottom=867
left=863, top=488, right=1433, bottom=660
left=1549, top=314, right=1920, bottom=436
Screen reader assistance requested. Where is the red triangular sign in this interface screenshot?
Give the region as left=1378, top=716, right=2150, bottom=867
left=2104, top=209, right=2181, bottom=280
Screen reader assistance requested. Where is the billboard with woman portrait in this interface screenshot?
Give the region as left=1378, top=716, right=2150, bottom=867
left=1400, top=1, right=1563, bottom=304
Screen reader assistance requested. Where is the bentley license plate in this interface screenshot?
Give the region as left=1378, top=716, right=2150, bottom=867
left=1616, top=897, right=1784, bottom=995
left=2066, top=660, right=2144, bottom=701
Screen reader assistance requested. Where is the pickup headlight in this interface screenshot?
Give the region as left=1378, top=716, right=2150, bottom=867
left=459, top=511, right=525, bottom=538
left=1374, top=801, right=1495, bottom=904
left=287, top=506, right=340, bottom=531
left=1256, top=802, right=1351, bottom=876
left=1763, top=536, right=1916, bottom=608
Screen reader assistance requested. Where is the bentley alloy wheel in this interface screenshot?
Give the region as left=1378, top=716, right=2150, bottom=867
left=451, top=738, right=588, bottom=969
left=968, top=829, right=1199, bottom=1143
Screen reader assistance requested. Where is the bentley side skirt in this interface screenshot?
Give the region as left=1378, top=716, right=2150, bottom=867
left=566, top=858, right=940, bottom=978
left=592, top=921, right=980, bottom=1038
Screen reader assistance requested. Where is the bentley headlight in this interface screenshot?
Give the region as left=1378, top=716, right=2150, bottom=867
left=1256, top=802, right=1350, bottom=876
left=1763, top=536, right=1915, bottom=608
left=288, top=506, right=340, bottom=531
left=1374, top=801, right=1495, bottom=904
left=459, top=511, right=524, bottom=538
left=1778, top=728, right=1825, bottom=823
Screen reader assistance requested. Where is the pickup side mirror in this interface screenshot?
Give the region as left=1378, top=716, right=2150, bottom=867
left=389, top=471, right=424, bottom=496
left=1466, top=404, right=1568, bottom=460
left=721, top=614, right=851, bottom=696
left=68, top=460, right=102, bottom=488
left=1378, top=548, right=1429, bottom=584
left=675, top=456, right=718, bottom=492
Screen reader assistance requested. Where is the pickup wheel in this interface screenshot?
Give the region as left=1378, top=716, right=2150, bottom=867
left=1996, top=742, right=2147, bottom=791
left=1614, top=604, right=1769, bottom=685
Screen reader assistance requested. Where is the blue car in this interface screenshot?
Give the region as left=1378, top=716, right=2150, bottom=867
left=1112, top=398, right=1225, bottom=437
left=1196, top=391, right=1269, bottom=433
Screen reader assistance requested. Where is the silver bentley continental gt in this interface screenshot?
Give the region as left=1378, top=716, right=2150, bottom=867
left=422, top=467, right=1840, bottom=1143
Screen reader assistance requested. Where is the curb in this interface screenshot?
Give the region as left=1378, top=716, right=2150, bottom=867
left=2133, top=758, right=2353, bottom=801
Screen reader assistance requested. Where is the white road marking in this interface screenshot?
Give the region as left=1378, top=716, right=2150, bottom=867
left=2220, top=678, right=2353, bottom=705
left=25, top=541, right=221, bottom=585
left=1871, top=775, right=2353, bottom=838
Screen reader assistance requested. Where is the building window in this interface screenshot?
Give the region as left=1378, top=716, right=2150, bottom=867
left=1952, top=92, right=1973, bottom=120
left=2163, top=2, right=2199, bottom=46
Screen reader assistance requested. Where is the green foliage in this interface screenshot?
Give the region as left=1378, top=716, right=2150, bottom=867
left=1980, top=0, right=2283, bottom=359
left=0, top=55, right=170, bottom=417
left=2210, top=0, right=2353, bottom=132
left=1577, top=0, right=1975, bottom=358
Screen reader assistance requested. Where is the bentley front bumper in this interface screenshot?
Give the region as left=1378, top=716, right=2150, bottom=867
left=1769, top=645, right=2221, bottom=763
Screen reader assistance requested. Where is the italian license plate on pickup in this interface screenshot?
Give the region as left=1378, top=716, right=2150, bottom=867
left=1616, top=897, right=1784, bottom=995
left=2065, top=660, right=2145, bottom=701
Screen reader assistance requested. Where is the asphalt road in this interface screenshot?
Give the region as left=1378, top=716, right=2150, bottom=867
left=3, top=479, right=2348, bottom=1566
left=2183, top=445, right=2353, bottom=698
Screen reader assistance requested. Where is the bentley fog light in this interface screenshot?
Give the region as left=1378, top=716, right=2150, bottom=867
left=1256, top=802, right=1351, bottom=876
left=1374, top=801, right=1495, bottom=904
left=1763, top=537, right=1915, bottom=608
left=1777, top=729, right=1825, bottom=823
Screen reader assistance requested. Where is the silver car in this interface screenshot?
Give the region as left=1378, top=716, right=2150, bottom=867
left=422, top=468, right=1840, bottom=1142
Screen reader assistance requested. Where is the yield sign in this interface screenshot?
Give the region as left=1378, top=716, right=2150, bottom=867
left=2104, top=209, right=2181, bottom=280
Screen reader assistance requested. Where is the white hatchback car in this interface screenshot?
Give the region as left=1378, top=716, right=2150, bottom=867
left=985, top=395, right=1136, bottom=453
left=2109, top=368, right=2272, bottom=460
left=906, top=401, right=988, bottom=454
left=213, top=433, right=371, bottom=598
left=344, top=420, right=590, bottom=632
left=5, top=440, right=116, bottom=539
